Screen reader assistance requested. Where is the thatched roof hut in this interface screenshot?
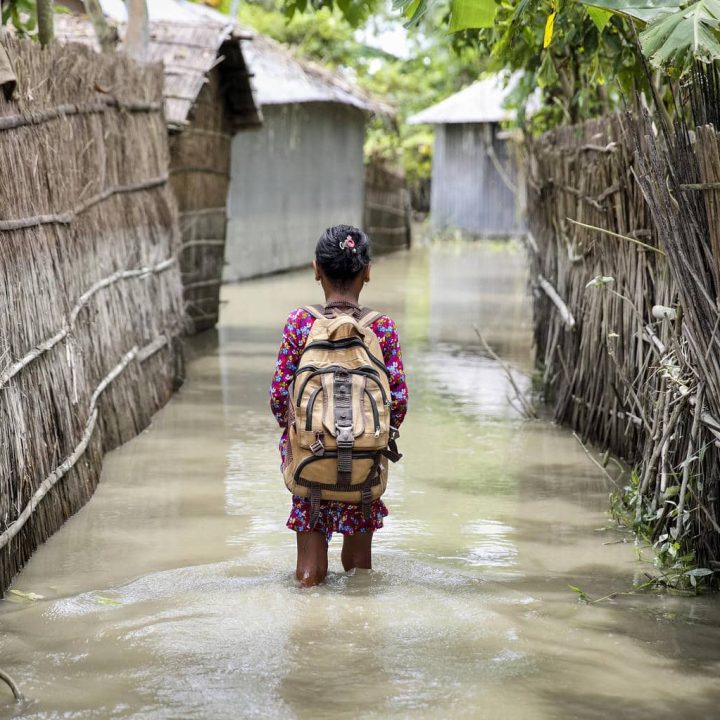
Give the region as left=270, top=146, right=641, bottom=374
left=56, top=0, right=261, bottom=331
left=409, top=75, right=526, bottom=238
left=0, top=35, right=185, bottom=594
left=224, top=34, right=393, bottom=280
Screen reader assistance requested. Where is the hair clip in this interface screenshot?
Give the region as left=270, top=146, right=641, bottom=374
left=339, top=235, right=356, bottom=252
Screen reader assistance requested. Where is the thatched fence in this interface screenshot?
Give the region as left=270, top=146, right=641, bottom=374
left=364, top=160, right=412, bottom=254
left=170, top=68, right=232, bottom=333
left=0, top=37, right=185, bottom=594
left=527, top=83, right=720, bottom=570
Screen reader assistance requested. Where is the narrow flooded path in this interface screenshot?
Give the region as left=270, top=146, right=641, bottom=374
left=3, top=242, right=720, bottom=719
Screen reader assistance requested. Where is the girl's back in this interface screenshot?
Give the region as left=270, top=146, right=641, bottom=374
left=269, top=225, right=408, bottom=587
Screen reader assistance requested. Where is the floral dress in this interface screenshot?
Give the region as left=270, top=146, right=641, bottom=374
left=270, top=307, right=408, bottom=542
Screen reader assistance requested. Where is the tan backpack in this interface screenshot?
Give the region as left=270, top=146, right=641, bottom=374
left=283, top=305, right=401, bottom=524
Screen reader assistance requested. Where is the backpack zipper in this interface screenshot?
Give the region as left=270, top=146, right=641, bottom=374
left=365, top=389, right=381, bottom=435
left=304, top=387, right=323, bottom=431
left=296, top=366, right=389, bottom=407
left=303, top=339, right=390, bottom=377
left=293, top=450, right=379, bottom=484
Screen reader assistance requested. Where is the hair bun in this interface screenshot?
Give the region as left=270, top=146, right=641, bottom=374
left=315, top=224, right=371, bottom=285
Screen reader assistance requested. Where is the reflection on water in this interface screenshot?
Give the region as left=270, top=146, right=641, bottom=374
left=2, top=242, right=720, bottom=720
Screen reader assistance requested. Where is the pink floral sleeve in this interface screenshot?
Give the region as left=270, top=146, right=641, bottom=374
left=270, top=308, right=315, bottom=427
left=372, top=316, right=408, bottom=428
left=270, top=308, right=409, bottom=460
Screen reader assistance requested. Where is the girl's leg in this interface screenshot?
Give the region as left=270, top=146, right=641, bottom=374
left=296, top=531, right=328, bottom=587
left=341, top=531, right=373, bottom=571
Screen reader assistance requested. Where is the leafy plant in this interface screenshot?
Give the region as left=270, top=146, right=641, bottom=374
left=1, top=0, right=38, bottom=36
left=640, top=0, right=720, bottom=71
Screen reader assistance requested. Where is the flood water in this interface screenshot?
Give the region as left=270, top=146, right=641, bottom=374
left=3, top=242, right=720, bottom=719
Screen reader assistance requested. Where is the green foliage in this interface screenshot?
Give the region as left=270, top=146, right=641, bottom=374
left=640, top=0, right=720, bottom=72
left=2, top=0, right=38, bottom=36
left=579, top=0, right=680, bottom=22
left=609, top=467, right=717, bottom=592
left=465, top=1, right=645, bottom=130
left=448, top=0, right=496, bottom=32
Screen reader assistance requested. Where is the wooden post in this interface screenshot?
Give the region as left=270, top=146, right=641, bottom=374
left=124, top=0, right=149, bottom=62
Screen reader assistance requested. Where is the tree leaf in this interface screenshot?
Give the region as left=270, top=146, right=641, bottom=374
left=686, top=567, right=715, bottom=576
left=544, top=10, right=557, bottom=47
left=587, top=5, right=614, bottom=31
left=578, top=0, right=682, bottom=23
left=640, top=0, right=720, bottom=71
left=449, top=0, right=496, bottom=32
left=402, top=0, right=422, bottom=19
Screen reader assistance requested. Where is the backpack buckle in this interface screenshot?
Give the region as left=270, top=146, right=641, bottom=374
left=310, top=431, right=325, bottom=456
left=336, top=424, right=354, bottom=447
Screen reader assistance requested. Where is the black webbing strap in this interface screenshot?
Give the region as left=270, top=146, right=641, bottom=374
left=361, top=481, right=374, bottom=521
left=381, top=438, right=403, bottom=463
left=310, top=484, right=322, bottom=528
left=334, top=369, right=354, bottom=485
left=382, top=427, right=403, bottom=463
left=295, top=474, right=382, bottom=493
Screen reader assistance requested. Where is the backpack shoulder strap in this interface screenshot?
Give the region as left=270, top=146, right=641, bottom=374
left=303, top=304, right=327, bottom=320
left=357, top=307, right=383, bottom=328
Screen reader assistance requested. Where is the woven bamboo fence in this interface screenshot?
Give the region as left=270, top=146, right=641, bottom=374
left=0, top=36, right=185, bottom=594
left=364, top=160, right=412, bottom=254
left=527, top=90, right=720, bottom=567
left=170, top=68, right=232, bottom=333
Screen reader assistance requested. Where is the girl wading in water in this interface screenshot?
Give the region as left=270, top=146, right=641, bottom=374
left=270, top=225, right=408, bottom=587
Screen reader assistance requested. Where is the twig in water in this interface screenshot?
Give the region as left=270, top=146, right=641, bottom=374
left=473, top=325, right=538, bottom=419
left=572, top=432, right=623, bottom=490
left=0, top=669, right=22, bottom=701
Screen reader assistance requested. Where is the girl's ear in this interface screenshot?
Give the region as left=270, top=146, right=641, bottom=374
left=363, top=264, right=371, bottom=284
left=312, top=260, right=321, bottom=282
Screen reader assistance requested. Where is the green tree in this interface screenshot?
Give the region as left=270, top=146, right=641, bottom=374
left=236, top=0, right=484, bottom=196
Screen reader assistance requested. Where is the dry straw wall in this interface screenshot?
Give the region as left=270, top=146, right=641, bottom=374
left=170, top=68, right=232, bottom=333
left=364, top=160, right=411, bottom=254
left=527, top=100, right=720, bottom=569
left=0, top=37, right=185, bottom=594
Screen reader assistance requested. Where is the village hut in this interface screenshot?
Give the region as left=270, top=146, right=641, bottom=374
left=409, top=75, right=525, bottom=238
left=0, top=35, right=185, bottom=594
left=223, top=34, right=393, bottom=280
left=55, top=0, right=261, bottom=332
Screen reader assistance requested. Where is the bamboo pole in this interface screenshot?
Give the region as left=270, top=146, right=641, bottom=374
left=36, top=0, right=54, bottom=46
left=537, top=274, right=576, bottom=329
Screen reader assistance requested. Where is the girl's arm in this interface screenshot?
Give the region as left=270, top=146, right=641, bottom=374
left=270, top=308, right=314, bottom=427
left=373, top=316, right=408, bottom=428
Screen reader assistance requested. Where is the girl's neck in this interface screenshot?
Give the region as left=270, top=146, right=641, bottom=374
left=324, top=293, right=361, bottom=306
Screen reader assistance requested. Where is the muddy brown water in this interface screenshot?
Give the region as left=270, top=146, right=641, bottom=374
left=2, top=242, right=720, bottom=720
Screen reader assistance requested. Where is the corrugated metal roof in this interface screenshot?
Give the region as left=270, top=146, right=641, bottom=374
left=408, top=75, right=515, bottom=125
left=55, top=0, right=261, bottom=130
left=246, top=34, right=389, bottom=115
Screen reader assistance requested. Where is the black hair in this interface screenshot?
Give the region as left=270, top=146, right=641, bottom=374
left=315, top=224, right=372, bottom=287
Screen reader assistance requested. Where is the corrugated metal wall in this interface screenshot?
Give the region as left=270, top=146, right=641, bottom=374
left=225, top=102, right=366, bottom=280
left=430, top=123, right=525, bottom=237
